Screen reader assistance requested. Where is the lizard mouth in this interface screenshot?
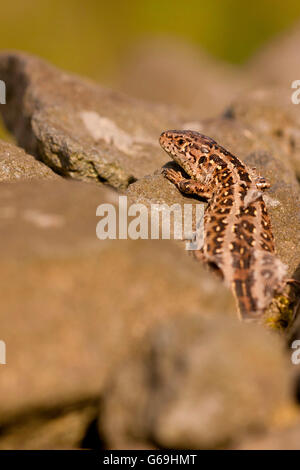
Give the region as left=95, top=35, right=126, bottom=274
left=159, top=131, right=169, bottom=149
left=159, top=130, right=191, bottom=175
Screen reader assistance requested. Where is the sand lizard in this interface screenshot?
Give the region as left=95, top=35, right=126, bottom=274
left=159, top=130, right=287, bottom=320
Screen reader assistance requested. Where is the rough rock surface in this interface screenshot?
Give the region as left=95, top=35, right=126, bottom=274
left=127, top=170, right=205, bottom=243
left=0, top=179, right=235, bottom=448
left=0, top=51, right=190, bottom=189
left=0, top=139, right=59, bottom=181
left=100, top=312, right=293, bottom=449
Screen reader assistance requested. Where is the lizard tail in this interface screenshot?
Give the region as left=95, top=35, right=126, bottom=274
left=232, top=250, right=287, bottom=320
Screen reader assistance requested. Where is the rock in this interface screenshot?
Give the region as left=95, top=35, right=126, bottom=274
left=127, top=170, right=205, bottom=242
left=0, top=399, right=99, bottom=450
left=0, top=139, right=59, bottom=181
left=248, top=21, right=300, bottom=87
left=100, top=312, right=293, bottom=449
left=0, top=51, right=189, bottom=189
left=225, top=87, right=300, bottom=179
left=0, top=178, right=235, bottom=448
left=111, top=37, right=247, bottom=120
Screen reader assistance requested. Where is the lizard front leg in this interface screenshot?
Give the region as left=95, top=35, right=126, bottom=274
left=163, top=168, right=213, bottom=199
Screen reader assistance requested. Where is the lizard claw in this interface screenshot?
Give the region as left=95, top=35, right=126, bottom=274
left=162, top=168, right=183, bottom=185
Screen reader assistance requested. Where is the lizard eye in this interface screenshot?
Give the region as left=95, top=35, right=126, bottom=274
left=177, top=139, right=185, bottom=146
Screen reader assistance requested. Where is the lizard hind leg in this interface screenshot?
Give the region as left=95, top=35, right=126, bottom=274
left=255, top=176, right=270, bottom=190
left=249, top=167, right=270, bottom=190
left=233, top=250, right=288, bottom=320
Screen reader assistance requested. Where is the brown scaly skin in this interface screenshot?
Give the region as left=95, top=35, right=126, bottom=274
left=159, top=130, right=287, bottom=320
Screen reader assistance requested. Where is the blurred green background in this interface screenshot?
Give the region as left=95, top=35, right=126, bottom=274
left=1, top=0, right=300, bottom=139
left=1, top=0, right=300, bottom=75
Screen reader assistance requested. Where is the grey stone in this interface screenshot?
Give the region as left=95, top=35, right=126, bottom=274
left=0, top=51, right=189, bottom=189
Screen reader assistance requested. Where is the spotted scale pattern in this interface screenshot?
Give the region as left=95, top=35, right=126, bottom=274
left=159, top=130, right=287, bottom=319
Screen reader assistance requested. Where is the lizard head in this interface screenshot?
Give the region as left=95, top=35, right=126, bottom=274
left=159, top=130, right=216, bottom=178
